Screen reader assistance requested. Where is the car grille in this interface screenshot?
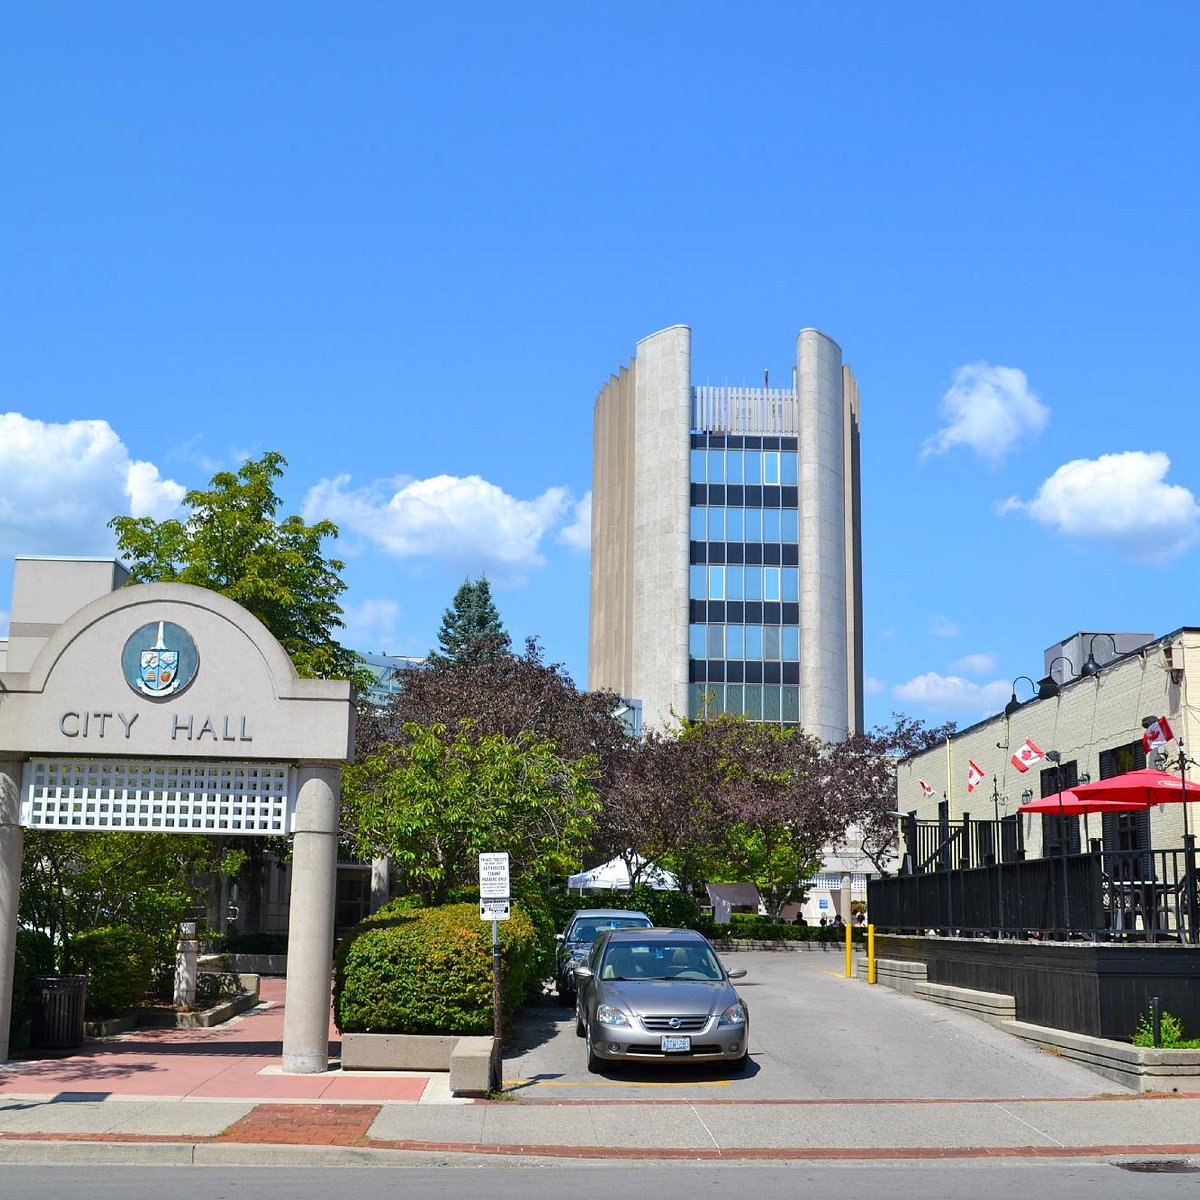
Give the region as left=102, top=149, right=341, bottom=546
left=627, top=1043, right=724, bottom=1056
left=640, top=1015, right=709, bottom=1032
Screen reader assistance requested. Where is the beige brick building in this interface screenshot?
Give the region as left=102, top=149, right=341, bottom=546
left=898, top=628, right=1200, bottom=858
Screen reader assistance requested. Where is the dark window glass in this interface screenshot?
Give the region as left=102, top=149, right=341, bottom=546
left=744, top=661, right=763, bottom=682
left=707, top=661, right=725, bottom=682
left=709, top=434, right=726, bottom=448
left=708, top=543, right=726, bottom=564
left=781, top=602, right=800, bottom=624
left=781, top=437, right=798, bottom=450
left=689, top=659, right=706, bottom=682
left=726, top=660, right=744, bottom=682
left=726, top=485, right=744, bottom=507
left=761, top=486, right=782, bottom=508
left=782, top=662, right=800, bottom=685
left=744, top=485, right=762, bottom=507
left=745, top=543, right=763, bottom=565
left=763, top=662, right=781, bottom=684
left=690, top=600, right=707, bottom=622
left=744, top=601, right=763, bottom=623
left=763, top=543, right=781, bottom=564
left=690, top=434, right=706, bottom=450
left=726, top=601, right=744, bottom=622
left=781, top=544, right=798, bottom=566
left=745, top=436, right=763, bottom=450
left=691, top=541, right=707, bottom=563
left=708, top=601, right=726, bottom=623
left=763, top=602, right=782, bottom=623
left=726, top=435, right=744, bottom=449
left=690, top=483, right=706, bottom=505
left=763, top=436, right=781, bottom=450
left=781, top=486, right=798, bottom=508
left=708, top=484, right=726, bottom=506
left=726, top=542, right=744, bottom=563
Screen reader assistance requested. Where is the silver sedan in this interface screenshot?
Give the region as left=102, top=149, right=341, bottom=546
left=574, top=928, right=749, bottom=1072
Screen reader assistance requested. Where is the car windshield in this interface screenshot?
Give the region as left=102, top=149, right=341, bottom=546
left=567, top=916, right=651, bottom=943
left=599, top=940, right=723, bottom=982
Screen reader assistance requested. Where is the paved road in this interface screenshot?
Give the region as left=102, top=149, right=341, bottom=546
left=503, top=948, right=1126, bottom=1101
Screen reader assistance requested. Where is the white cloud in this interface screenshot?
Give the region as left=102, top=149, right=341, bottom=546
left=863, top=675, right=886, bottom=696
left=930, top=614, right=960, bottom=639
left=340, top=598, right=401, bottom=652
left=950, top=652, right=997, bottom=676
left=894, top=672, right=1011, bottom=716
left=1000, top=451, right=1200, bottom=563
left=921, top=363, right=1048, bottom=464
left=0, top=413, right=185, bottom=557
left=558, top=491, right=591, bottom=550
left=303, top=472, right=574, bottom=584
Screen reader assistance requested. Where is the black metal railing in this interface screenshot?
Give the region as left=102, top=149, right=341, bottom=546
left=873, top=829, right=1199, bottom=944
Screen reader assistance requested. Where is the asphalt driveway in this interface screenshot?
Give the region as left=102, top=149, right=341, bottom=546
left=501, top=947, right=1128, bottom=1101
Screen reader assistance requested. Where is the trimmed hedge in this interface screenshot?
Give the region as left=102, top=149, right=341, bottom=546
left=334, top=900, right=539, bottom=1036
left=65, top=925, right=157, bottom=1018
left=697, top=916, right=865, bottom=944
left=10, top=929, right=55, bottom=1038
left=546, top=884, right=702, bottom=933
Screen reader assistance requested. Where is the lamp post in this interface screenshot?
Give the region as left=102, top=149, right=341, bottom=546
left=1045, top=750, right=1071, bottom=932
left=1143, top=715, right=1197, bottom=942
left=1080, top=633, right=1119, bottom=677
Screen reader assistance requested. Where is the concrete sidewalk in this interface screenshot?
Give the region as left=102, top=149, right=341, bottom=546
left=3, top=976, right=1200, bottom=1165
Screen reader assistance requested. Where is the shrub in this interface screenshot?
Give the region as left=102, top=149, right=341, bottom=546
left=9, top=929, right=56, bottom=1038
left=1132, top=1005, right=1200, bottom=1049
left=545, top=884, right=702, bottom=932
left=334, top=900, right=539, bottom=1035
left=64, top=925, right=157, bottom=1018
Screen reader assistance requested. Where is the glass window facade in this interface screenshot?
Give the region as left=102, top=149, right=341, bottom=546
left=688, top=432, right=802, bottom=725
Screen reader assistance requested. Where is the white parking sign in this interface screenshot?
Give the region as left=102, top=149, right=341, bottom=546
left=479, top=852, right=510, bottom=899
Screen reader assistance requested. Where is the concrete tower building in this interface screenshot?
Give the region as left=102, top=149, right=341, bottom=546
left=588, top=325, right=862, bottom=740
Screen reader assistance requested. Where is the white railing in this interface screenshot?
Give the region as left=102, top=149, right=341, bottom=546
left=692, top=386, right=799, bottom=436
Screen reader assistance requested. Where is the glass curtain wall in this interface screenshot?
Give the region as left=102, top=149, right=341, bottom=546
left=688, top=432, right=801, bottom=724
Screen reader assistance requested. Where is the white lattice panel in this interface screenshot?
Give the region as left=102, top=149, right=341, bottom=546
left=21, top=758, right=296, bottom=835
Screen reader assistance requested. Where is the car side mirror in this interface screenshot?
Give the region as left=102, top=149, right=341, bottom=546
left=573, top=965, right=594, bottom=980
left=727, top=967, right=747, bottom=979
left=554, top=932, right=564, bottom=942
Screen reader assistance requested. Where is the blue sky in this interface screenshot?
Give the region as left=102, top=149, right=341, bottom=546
left=3, top=3, right=1199, bottom=732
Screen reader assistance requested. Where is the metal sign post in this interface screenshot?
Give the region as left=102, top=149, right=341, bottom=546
left=479, top=852, right=510, bottom=1044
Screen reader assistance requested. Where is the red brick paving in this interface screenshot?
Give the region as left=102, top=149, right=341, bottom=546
left=217, top=1103, right=381, bottom=1145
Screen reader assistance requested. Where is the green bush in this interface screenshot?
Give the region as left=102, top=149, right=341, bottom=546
left=65, top=925, right=157, bottom=1018
left=697, top=918, right=864, bottom=944
left=1133, top=1005, right=1200, bottom=1049
left=334, top=900, right=539, bottom=1035
left=10, top=929, right=56, bottom=1038
left=544, top=884, right=702, bottom=932
left=218, top=930, right=288, bottom=955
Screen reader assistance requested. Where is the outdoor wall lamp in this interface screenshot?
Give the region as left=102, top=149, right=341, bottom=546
left=1021, top=789, right=1033, bottom=803
left=1080, top=633, right=1119, bottom=677
left=1037, top=655, right=1077, bottom=700
left=1005, top=675, right=1037, bottom=718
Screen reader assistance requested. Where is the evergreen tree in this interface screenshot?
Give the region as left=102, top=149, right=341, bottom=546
left=428, top=577, right=511, bottom=665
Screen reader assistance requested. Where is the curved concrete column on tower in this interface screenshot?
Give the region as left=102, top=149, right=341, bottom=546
left=796, top=329, right=850, bottom=742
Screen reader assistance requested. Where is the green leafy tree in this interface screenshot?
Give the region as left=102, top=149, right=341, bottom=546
left=109, top=450, right=355, bottom=681
left=344, top=721, right=600, bottom=906
left=427, top=577, right=511, bottom=666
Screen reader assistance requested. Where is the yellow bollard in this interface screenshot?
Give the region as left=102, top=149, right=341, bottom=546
left=868, top=923, right=876, bottom=984
left=844, top=922, right=852, bottom=978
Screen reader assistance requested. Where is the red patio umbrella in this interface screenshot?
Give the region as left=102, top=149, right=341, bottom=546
left=1017, top=790, right=1149, bottom=816
left=1068, top=768, right=1200, bottom=808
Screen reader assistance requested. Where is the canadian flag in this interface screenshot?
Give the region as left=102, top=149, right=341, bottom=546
left=1010, top=738, right=1045, bottom=773
left=1143, top=716, right=1174, bottom=753
left=918, top=779, right=935, bottom=797
left=966, top=760, right=985, bottom=793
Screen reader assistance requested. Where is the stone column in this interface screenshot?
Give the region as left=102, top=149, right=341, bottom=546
left=839, top=871, right=853, bottom=924
left=369, top=855, right=390, bottom=914
left=282, top=764, right=340, bottom=1074
left=0, top=759, right=25, bottom=1064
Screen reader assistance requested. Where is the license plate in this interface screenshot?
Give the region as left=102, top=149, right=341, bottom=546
left=661, top=1035, right=691, bottom=1053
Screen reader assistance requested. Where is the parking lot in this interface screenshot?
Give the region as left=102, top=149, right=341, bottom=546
left=502, top=946, right=1124, bottom=1101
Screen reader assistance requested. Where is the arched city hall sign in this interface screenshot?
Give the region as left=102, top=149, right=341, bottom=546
left=0, top=580, right=354, bottom=1072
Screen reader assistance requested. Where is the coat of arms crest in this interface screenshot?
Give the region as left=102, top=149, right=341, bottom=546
left=137, top=621, right=181, bottom=696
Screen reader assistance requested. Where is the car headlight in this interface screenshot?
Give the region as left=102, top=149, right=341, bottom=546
left=717, top=1002, right=747, bottom=1027
left=595, top=1004, right=630, bottom=1027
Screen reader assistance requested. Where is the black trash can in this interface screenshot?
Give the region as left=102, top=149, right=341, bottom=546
left=29, top=975, right=88, bottom=1051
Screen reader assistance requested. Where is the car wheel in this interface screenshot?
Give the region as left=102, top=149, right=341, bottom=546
left=556, top=983, right=573, bottom=1008
left=585, top=1023, right=601, bottom=1074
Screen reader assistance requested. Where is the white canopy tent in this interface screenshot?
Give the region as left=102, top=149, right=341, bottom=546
left=567, top=853, right=678, bottom=892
